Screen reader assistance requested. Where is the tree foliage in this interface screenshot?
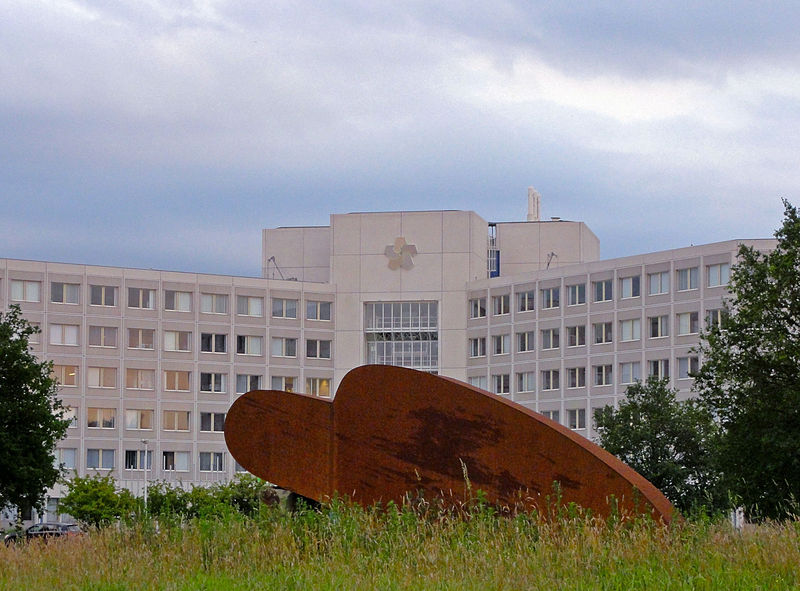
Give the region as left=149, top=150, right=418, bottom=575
left=594, top=377, right=722, bottom=514
left=59, top=474, right=138, bottom=527
left=0, top=304, right=70, bottom=513
left=695, top=199, right=800, bottom=519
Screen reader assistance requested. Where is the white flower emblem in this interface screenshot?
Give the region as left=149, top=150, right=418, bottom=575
left=384, top=237, right=418, bottom=270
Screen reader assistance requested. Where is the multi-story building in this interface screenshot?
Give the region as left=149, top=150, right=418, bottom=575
left=0, top=192, right=775, bottom=522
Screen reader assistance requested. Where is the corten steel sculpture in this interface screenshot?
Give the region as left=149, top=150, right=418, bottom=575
left=225, top=365, right=674, bottom=522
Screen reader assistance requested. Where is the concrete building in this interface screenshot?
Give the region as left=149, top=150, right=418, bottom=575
left=0, top=191, right=775, bottom=522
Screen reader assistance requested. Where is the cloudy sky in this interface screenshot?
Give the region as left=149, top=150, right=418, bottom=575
left=2, top=1, right=797, bottom=276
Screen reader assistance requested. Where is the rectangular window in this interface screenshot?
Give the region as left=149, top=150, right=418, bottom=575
left=517, top=331, right=535, bottom=352
left=648, top=359, right=670, bottom=379
left=620, top=318, right=641, bottom=342
left=649, top=315, right=669, bottom=338
left=125, top=409, right=153, bottom=430
left=200, top=333, right=227, bottom=353
left=469, top=337, right=486, bottom=357
left=163, top=451, right=190, bottom=471
left=567, top=367, right=586, bottom=388
left=86, top=449, right=115, bottom=470
left=10, top=279, right=41, bottom=302
left=126, top=369, right=155, bottom=390
left=567, top=408, right=586, bottom=430
left=648, top=271, right=669, bottom=295
left=128, top=287, right=155, bottom=309
left=706, top=308, right=726, bottom=329
left=164, top=330, right=191, bottom=352
left=52, top=365, right=78, bottom=387
left=230, top=295, right=262, bottom=318
left=49, top=324, right=79, bottom=346
left=236, top=374, right=262, bottom=393
left=271, top=376, right=296, bottom=392
left=677, top=312, right=699, bottom=335
left=200, top=372, right=226, bottom=393
left=200, top=412, right=226, bottom=432
left=89, top=326, right=117, bottom=348
left=237, top=335, right=264, bottom=356
left=124, top=450, right=152, bottom=471
left=707, top=263, right=730, bottom=287
left=165, top=290, right=192, bottom=312
left=492, top=374, right=510, bottom=394
left=164, top=370, right=190, bottom=391
left=541, top=369, right=560, bottom=391
left=90, top=285, right=117, bottom=306
left=306, top=339, right=331, bottom=359
left=87, top=367, right=116, bottom=388
left=54, top=448, right=77, bottom=470
left=199, top=452, right=225, bottom=472
left=306, top=377, right=331, bottom=397
left=517, top=290, right=535, bottom=312
left=468, top=376, right=487, bottom=390
left=163, top=410, right=190, bottom=431
left=541, top=287, right=560, bottom=309
left=620, top=361, right=641, bottom=384
left=469, top=297, right=487, bottom=318
left=492, top=294, right=510, bottom=316
left=566, top=325, right=586, bottom=347
left=128, top=328, right=155, bottom=350
left=594, top=364, right=612, bottom=386
left=541, top=410, right=560, bottom=423
left=541, top=328, right=559, bottom=350
left=620, top=276, right=640, bottom=299
left=87, top=407, right=116, bottom=429
left=271, top=297, right=297, bottom=318
left=50, top=282, right=80, bottom=304
left=593, top=279, right=612, bottom=302
left=517, top=371, right=535, bottom=393
left=593, top=322, right=612, bottom=344
left=492, top=334, right=510, bottom=355
left=271, top=337, right=297, bottom=357
left=64, top=406, right=78, bottom=428
left=676, top=267, right=699, bottom=291
left=567, top=283, right=586, bottom=306
left=678, top=356, right=699, bottom=379
left=306, top=300, right=332, bottom=321
left=201, top=293, right=228, bottom=314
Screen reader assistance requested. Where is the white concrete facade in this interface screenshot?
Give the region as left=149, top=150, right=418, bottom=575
left=1, top=204, right=775, bottom=523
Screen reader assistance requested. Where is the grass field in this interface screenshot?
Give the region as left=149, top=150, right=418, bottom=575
left=2, top=500, right=799, bottom=590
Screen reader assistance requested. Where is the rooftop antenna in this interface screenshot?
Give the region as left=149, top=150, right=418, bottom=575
left=266, top=256, right=297, bottom=281
left=527, top=187, right=541, bottom=222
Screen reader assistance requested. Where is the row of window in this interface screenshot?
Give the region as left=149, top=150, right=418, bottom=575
left=54, top=367, right=330, bottom=395
left=55, top=448, right=229, bottom=472
left=468, top=357, right=697, bottom=394
left=43, top=325, right=332, bottom=359
left=468, top=310, right=721, bottom=357
left=469, top=264, right=730, bottom=318
left=6, top=280, right=332, bottom=319
left=75, top=408, right=226, bottom=432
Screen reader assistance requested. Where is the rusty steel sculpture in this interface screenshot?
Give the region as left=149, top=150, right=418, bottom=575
left=225, top=365, right=674, bottom=522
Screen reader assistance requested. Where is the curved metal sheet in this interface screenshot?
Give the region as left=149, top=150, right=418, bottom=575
left=225, top=365, right=673, bottom=522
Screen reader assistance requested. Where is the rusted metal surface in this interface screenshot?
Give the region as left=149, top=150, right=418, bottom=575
left=225, top=365, right=673, bottom=522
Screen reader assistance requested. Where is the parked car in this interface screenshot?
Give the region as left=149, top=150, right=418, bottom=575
left=4, top=522, right=83, bottom=545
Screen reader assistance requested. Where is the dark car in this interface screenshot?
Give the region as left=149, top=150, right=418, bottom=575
left=4, top=522, right=83, bottom=545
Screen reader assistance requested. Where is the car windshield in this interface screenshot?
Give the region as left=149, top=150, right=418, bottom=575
left=63, top=524, right=81, bottom=532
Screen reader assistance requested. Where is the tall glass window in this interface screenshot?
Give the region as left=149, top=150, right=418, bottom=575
left=364, top=302, right=439, bottom=373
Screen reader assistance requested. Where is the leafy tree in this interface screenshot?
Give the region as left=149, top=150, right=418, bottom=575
left=0, top=304, right=70, bottom=515
left=695, top=199, right=800, bottom=519
left=59, top=474, right=138, bottom=527
left=594, top=377, right=722, bottom=514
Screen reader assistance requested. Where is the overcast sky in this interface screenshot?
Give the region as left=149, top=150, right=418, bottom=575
left=1, top=1, right=797, bottom=276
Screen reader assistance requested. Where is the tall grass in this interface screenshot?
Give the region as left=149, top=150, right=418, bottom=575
left=2, top=499, right=799, bottom=590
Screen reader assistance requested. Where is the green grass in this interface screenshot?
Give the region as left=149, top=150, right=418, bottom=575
left=2, top=500, right=799, bottom=590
